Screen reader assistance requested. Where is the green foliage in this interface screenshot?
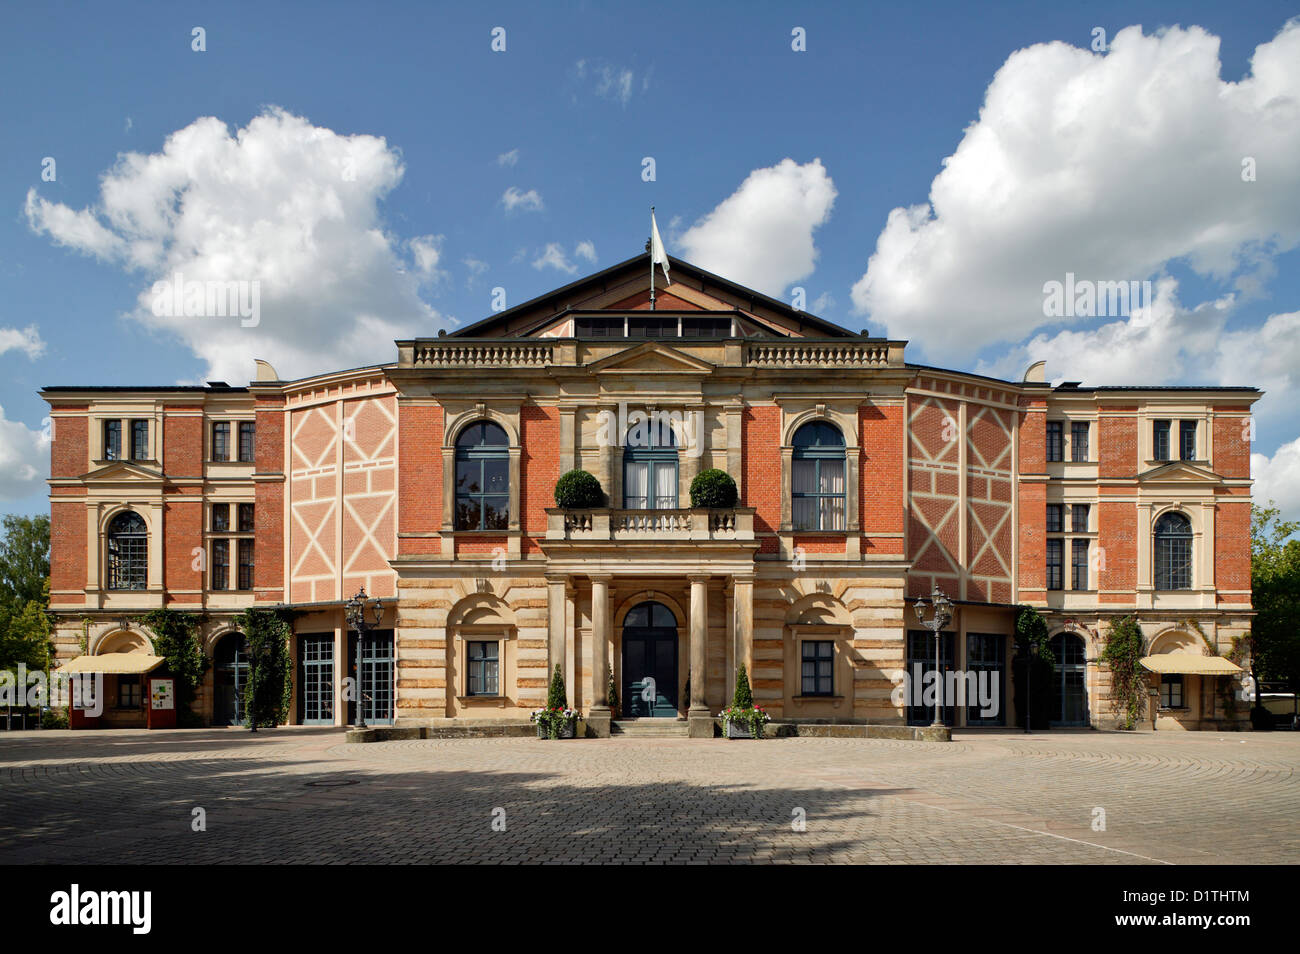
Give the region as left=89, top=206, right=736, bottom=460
left=554, top=470, right=604, bottom=509
left=1102, top=615, right=1147, bottom=730
left=0, top=584, right=52, bottom=676
left=0, top=514, right=49, bottom=608
left=607, top=673, right=619, bottom=716
left=241, top=609, right=295, bottom=728
left=1011, top=605, right=1055, bottom=729
left=732, top=662, right=754, bottom=708
left=41, top=707, right=69, bottom=729
left=1014, top=605, right=1055, bottom=672
left=546, top=663, right=567, bottom=709
left=1250, top=503, right=1300, bottom=688
left=689, top=469, right=738, bottom=509
left=139, top=609, right=209, bottom=722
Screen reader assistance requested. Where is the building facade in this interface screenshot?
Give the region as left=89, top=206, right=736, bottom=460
left=43, top=255, right=1257, bottom=732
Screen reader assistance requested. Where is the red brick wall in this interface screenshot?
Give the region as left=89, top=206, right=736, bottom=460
left=1215, top=496, right=1251, bottom=602
left=163, top=408, right=203, bottom=475
left=742, top=406, right=781, bottom=550
left=1098, top=499, right=1137, bottom=601
left=254, top=396, right=285, bottom=601
left=520, top=405, right=559, bottom=553
left=397, top=403, right=442, bottom=555
left=1212, top=409, right=1251, bottom=479
left=50, top=499, right=86, bottom=602
left=1016, top=398, right=1047, bottom=599
left=860, top=404, right=903, bottom=534
left=163, top=497, right=202, bottom=603
left=1099, top=408, right=1137, bottom=478
left=51, top=411, right=87, bottom=478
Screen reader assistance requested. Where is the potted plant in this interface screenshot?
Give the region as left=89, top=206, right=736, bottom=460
left=720, top=663, right=770, bottom=739
left=532, top=664, right=578, bottom=739
left=689, top=468, right=738, bottom=509
left=554, top=470, right=605, bottom=509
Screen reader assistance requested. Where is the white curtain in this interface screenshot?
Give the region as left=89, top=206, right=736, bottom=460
left=624, top=460, right=648, bottom=508
left=821, top=459, right=845, bottom=530
left=654, top=461, right=677, bottom=508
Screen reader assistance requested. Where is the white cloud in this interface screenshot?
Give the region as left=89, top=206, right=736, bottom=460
left=0, top=405, right=48, bottom=501
left=1253, top=439, right=1300, bottom=521
left=25, top=108, right=446, bottom=383
left=501, top=187, right=543, bottom=213
left=462, top=256, right=489, bottom=288
left=852, top=21, right=1300, bottom=362
left=0, top=325, right=45, bottom=360
left=575, top=240, right=597, bottom=264
left=497, top=148, right=519, bottom=168
left=532, top=243, right=578, bottom=274
left=574, top=60, right=643, bottom=107
left=408, top=234, right=445, bottom=282
left=677, top=158, right=837, bottom=297
left=812, top=292, right=835, bottom=314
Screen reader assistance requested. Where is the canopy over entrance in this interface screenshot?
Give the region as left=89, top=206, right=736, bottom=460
left=60, top=654, right=166, bottom=675
left=1140, top=654, right=1242, bottom=675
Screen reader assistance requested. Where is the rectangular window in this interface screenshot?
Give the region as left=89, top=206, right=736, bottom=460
left=626, top=315, right=679, bottom=338
left=130, top=419, right=149, bottom=460
left=800, top=640, right=834, bottom=696
left=1153, top=419, right=1171, bottom=461
left=467, top=641, right=500, bottom=696
left=1179, top=420, right=1196, bottom=461
left=103, top=420, right=121, bottom=461
left=237, top=538, right=254, bottom=591
left=1071, top=503, right=1090, bottom=533
left=1046, top=503, right=1064, bottom=533
left=1046, top=421, right=1064, bottom=462
left=117, top=675, right=141, bottom=709
left=1071, top=539, right=1089, bottom=590
left=1070, top=421, right=1089, bottom=461
left=237, top=503, right=254, bottom=533
left=212, top=421, right=231, bottom=461
left=574, top=316, right=623, bottom=337
left=212, top=503, right=229, bottom=532
left=681, top=317, right=732, bottom=338
left=238, top=421, right=255, bottom=462
left=1160, top=674, right=1185, bottom=709
left=1046, top=539, right=1064, bottom=591
left=211, top=539, right=229, bottom=591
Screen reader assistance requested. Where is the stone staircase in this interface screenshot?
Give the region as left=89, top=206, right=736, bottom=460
left=610, top=718, right=690, bottom=739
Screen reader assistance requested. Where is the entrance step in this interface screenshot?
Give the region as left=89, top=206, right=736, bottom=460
left=610, top=719, right=689, bottom=738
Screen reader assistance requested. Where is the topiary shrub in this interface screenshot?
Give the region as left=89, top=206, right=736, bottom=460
left=732, top=662, right=754, bottom=708
left=689, top=468, right=738, bottom=509
left=546, top=663, right=567, bottom=709
left=554, top=470, right=604, bottom=509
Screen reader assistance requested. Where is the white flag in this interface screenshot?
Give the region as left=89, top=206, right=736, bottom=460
left=650, top=211, right=671, bottom=285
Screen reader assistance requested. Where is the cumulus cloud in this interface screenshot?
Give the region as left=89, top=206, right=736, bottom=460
left=574, top=59, right=643, bottom=107
left=532, top=243, right=578, bottom=274
left=408, top=234, right=445, bottom=283
left=501, top=186, right=543, bottom=213
left=1253, top=439, right=1300, bottom=521
left=852, top=21, right=1300, bottom=362
left=0, top=405, right=48, bottom=500
left=574, top=240, right=597, bottom=264
left=678, top=158, right=836, bottom=297
left=0, top=325, right=45, bottom=360
left=496, top=148, right=519, bottom=167
left=25, top=108, right=446, bottom=383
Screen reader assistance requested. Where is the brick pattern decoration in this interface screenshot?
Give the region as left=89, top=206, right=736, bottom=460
left=859, top=404, right=905, bottom=555
left=397, top=403, right=442, bottom=555
left=162, top=496, right=202, bottom=604
left=1214, top=497, right=1251, bottom=604
left=162, top=409, right=202, bottom=476
left=520, top=405, right=559, bottom=555
left=1099, top=408, right=1136, bottom=479
left=907, top=395, right=961, bottom=598
left=1098, top=500, right=1137, bottom=601
left=254, top=395, right=285, bottom=602
left=742, top=405, right=782, bottom=552
left=341, top=395, right=398, bottom=599
left=50, top=499, right=86, bottom=600
left=966, top=405, right=1014, bottom=603
left=1016, top=397, right=1047, bottom=601
left=1212, top=409, right=1251, bottom=479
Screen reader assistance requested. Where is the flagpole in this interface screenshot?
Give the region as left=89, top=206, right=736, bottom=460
left=649, top=206, right=656, bottom=311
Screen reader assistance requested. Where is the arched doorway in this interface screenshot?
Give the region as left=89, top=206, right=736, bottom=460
left=1050, top=633, right=1087, bottom=726
left=213, top=632, right=248, bottom=726
left=622, top=601, right=678, bottom=718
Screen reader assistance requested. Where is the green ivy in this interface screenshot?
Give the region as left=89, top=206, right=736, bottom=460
left=241, top=608, right=295, bottom=729
left=139, top=609, right=210, bottom=726
left=1101, top=615, right=1147, bottom=730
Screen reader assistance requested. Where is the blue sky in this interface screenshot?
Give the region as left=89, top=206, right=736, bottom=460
left=2, top=0, right=1299, bottom=519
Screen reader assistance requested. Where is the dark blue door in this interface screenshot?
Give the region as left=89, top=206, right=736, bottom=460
left=622, top=601, right=678, bottom=718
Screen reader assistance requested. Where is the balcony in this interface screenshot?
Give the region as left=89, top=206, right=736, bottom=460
left=544, top=507, right=755, bottom=543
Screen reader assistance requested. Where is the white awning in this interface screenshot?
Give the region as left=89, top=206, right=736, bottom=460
left=1140, top=654, right=1242, bottom=676
left=59, top=654, right=166, bottom=675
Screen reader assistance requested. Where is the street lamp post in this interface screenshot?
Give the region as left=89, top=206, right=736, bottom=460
left=345, top=588, right=384, bottom=729
left=912, top=585, right=953, bottom=728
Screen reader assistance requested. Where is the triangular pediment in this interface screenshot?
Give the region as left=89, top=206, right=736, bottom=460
left=82, top=460, right=166, bottom=483
left=1138, top=460, right=1222, bottom=484
left=586, top=341, right=717, bottom=375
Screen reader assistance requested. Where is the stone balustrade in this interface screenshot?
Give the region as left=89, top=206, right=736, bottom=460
left=544, top=507, right=755, bottom=542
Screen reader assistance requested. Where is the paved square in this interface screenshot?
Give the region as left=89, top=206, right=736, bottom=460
left=0, top=729, right=1296, bottom=864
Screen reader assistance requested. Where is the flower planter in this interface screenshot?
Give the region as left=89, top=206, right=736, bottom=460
left=725, top=720, right=755, bottom=739
left=537, top=717, right=577, bottom=739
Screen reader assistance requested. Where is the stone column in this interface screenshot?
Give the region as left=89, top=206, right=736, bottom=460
left=733, top=574, right=755, bottom=699
left=688, top=574, right=713, bottom=737
left=546, top=575, right=568, bottom=692
left=586, top=574, right=612, bottom=738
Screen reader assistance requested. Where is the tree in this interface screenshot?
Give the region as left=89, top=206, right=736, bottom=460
left=1250, top=503, right=1300, bottom=690
left=732, top=662, right=754, bottom=708
left=241, top=609, right=295, bottom=729
left=546, top=664, right=567, bottom=709
left=0, top=514, right=49, bottom=609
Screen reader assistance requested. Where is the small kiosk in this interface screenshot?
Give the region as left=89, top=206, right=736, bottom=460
left=59, top=654, right=168, bottom=729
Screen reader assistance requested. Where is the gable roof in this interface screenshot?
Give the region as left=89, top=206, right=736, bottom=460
left=450, top=253, right=855, bottom=339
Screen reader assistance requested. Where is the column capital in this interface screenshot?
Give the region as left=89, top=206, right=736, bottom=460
left=545, top=573, right=571, bottom=586
left=588, top=573, right=614, bottom=584
left=687, top=573, right=712, bottom=584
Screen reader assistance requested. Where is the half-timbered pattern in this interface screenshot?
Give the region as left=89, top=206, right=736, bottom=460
left=43, top=254, right=1258, bottom=731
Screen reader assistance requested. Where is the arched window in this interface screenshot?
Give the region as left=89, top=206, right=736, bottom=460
left=624, top=419, right=677, bottom=509
left=1154, top=511, right=1192, bottom=590
left=792, top=421, right=845, bottom=531
left=455, top=421, right=509, bottom=530
left=107, top=511, right=147, bottom=590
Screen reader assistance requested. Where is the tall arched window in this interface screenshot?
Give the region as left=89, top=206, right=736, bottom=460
left=1154, top=511, right=1192, bottom=590
left=107, top=511, right=148, bottom=590
left=624, top=420, right=678, bottom=509
left=455, top=421, right=509, bottom=530
left=792, top=421, right=845, bottom=530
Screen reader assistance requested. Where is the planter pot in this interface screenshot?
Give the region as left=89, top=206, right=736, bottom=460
left=725, top=720, right=755, bottom=739
left=536, top=717, right=578, bottom=739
